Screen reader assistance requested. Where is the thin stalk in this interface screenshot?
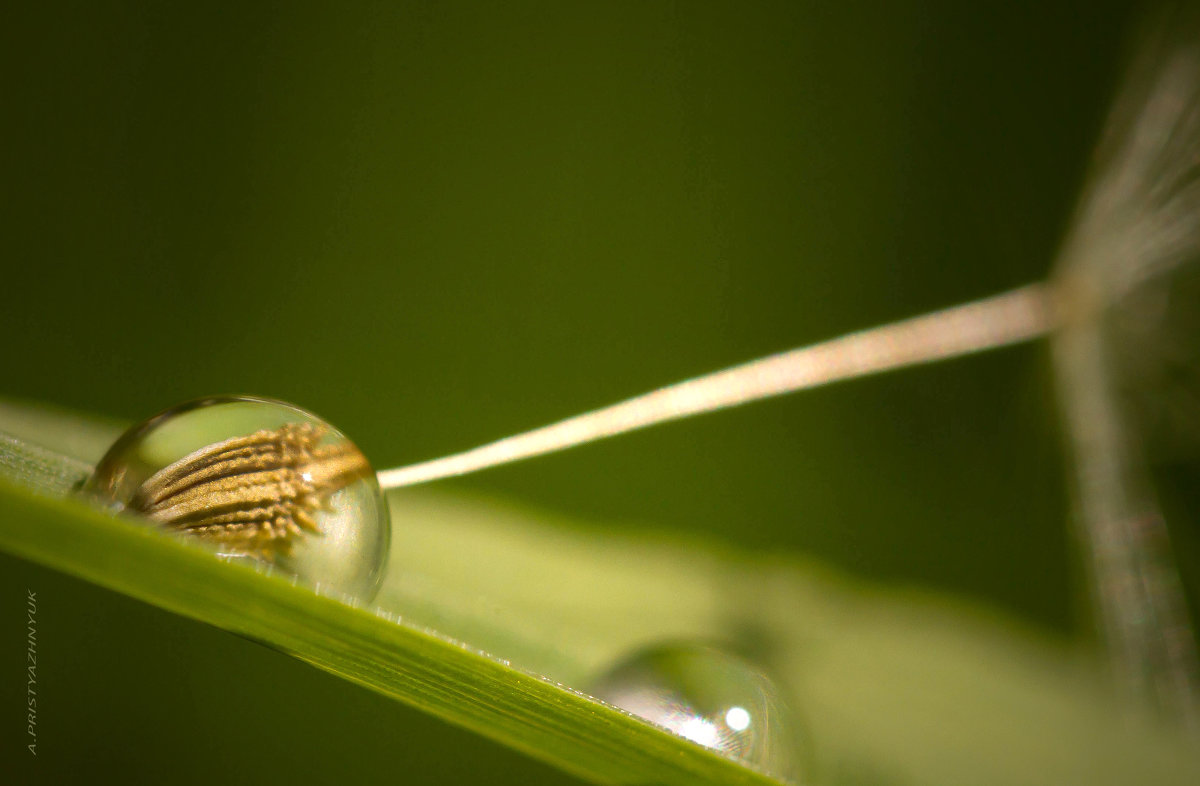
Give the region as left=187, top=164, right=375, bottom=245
left=378, top=283, right=1054, bottom=490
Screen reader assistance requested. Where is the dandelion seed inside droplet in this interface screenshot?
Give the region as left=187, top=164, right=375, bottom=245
left=84, top=395, right=390, bottom=601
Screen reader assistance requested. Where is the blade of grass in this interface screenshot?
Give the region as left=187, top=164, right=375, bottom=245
left=0, top=475, right=780, bottom=786
left=1, top=401, right=1199, bottom=785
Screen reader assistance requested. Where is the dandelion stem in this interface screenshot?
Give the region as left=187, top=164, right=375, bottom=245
left=377, top=283, right=1054, bottom=490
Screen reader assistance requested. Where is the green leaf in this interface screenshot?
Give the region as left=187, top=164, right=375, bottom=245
left=1, top=400, right=1198, bottom=785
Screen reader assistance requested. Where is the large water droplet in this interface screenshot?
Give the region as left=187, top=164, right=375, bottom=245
left=591, top=643, right=803, bottom=782
left=84, top=396, right=389, bottom=602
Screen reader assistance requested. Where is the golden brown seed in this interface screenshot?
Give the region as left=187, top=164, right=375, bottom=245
left=129, top=422, right=370, bottom=559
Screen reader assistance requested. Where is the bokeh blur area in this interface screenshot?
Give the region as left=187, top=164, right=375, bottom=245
left=0, top=2, right=1156, bottom=783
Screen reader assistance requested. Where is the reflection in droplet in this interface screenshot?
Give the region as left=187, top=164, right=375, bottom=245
left=591, top=643, right=802, bottom=782
left=84, top=395, right=390, bottom=602
left=726, top=705, right=752, bottom=731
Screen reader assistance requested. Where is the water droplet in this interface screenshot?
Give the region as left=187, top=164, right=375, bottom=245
left=591, top=643, right=803, bottom=782
left=84, top=395, right=390, bottom=601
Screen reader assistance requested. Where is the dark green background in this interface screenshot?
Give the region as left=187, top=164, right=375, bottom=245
left=2, top=2, right=1142, bottom=783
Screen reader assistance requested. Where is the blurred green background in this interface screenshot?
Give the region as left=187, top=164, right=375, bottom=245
left=1, top=1, right=1145, bottom=783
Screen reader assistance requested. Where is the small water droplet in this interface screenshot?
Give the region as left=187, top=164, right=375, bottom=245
left=591, top=643, right=803, bottom=782
left=84, top=395, right=390, bottom=601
